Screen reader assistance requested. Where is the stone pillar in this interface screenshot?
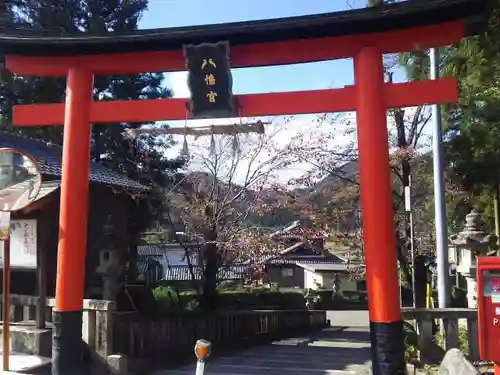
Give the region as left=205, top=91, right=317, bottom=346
left=465, top=277, right=477, bottom=309
left=97, top=249, right=124, bottom=301
left=96, top=218, right=125, bottom=301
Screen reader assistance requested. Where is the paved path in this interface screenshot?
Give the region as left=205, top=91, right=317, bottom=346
left=0, top=342, right=50, bottom=373
left=150, top=327, right=372, bottom=375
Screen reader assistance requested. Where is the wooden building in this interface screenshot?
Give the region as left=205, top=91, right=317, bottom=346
left=264, top=223, right=364, bottom=291
left=137, top=243, right=248, bottom=290
left=0, top=131, right=147, bottom=299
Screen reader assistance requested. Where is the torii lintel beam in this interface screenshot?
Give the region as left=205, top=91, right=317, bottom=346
left=13, top=79, right=457, bottom=126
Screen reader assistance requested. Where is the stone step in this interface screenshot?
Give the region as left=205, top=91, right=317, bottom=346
left=0, top=322, right=52, bottom=358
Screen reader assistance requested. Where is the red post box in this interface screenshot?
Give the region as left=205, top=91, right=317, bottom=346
left=477, top=256, right=500, bottom=374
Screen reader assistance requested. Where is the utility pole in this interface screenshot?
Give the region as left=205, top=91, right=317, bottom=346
left=429, top=47, right=450, bottom=308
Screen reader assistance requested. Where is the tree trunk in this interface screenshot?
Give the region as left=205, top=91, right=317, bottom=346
left=394, top=109, right=414, bottom=293
left=367, top=0, right=385, bottom=6
left=126, top=206, right=140, bottom=284
left=202, top=228, right=218, bottom=310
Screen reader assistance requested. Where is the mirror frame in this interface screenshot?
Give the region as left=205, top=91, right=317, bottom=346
left=0, top=147, right=43, bottom=213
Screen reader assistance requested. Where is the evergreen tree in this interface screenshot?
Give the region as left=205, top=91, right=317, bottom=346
left=439, top=1, right=500, bottom=234
left=0, top=1, right=184, bottom=233
left=395, top=0, right=500, bottom=233
left=0, top=1, right=17, bottom=130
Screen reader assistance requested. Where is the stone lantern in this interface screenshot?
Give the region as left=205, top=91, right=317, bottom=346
left=95, top=216, right=125, bottom=301
left=449, top=210, right=497, bottom=308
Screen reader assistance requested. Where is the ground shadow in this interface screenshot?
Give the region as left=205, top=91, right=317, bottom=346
left=25, top=341, right=110, bottom=375
left=156, top=327, right=374, bottom=374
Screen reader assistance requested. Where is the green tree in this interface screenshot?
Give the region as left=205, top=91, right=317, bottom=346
left=439, top=1, right=500, bottom=236
left=396, top=0, right=500, bottom=235
left=0, top=1, right=18, bottom=130
left=1, top=1, right=184, bottom=233
left=1, top=1, right=186, bottom=287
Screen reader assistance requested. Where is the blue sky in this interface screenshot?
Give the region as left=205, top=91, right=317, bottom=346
left=136, top=0, right=412, bottom=183
left=139, top=0, right=406, bottom=98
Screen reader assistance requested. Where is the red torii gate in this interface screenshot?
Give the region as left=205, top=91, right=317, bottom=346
left=0, top=1, right=491, bottom=374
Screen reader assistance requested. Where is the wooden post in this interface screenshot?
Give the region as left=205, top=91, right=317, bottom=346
left=2, top=237, right=11, bottom=371
left=36, top=215, right=47, bottom=329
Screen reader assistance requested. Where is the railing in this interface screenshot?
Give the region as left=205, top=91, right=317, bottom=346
left=0, top=294, right=46, bottom=322
left=0, top=294, right=115, bottom=359
left=112, top=309, right=326, bottom=362
left=1, top=294, right=326, bottom=369
left=402, top=308, right=479, bottom=364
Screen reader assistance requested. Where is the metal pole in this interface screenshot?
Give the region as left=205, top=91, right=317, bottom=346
left=194, top=339, right=211, bottom=375
left=405, top=175, right=416, bottom=308
left=409, top=211, right=416, bottom=308
left=399, top=267, right=403, bottom=308
left=195, top=360, right=206, bottom=375
left=429, top=47, right=450, bottom=308
left=2, top=235, right=11, bottom=371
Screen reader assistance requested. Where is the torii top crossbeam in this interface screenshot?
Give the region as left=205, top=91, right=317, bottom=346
left=0, top=0, right=491, bottom=58
left=0, top=0, right=492, bottom=126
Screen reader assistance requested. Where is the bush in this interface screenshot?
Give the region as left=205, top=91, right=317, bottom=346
left=152, top=286, right=198, bottom=312
left=152, top=286, right=305, bottom=311
left=451, top=286, right=467, bottom=308
left=153, top=286, right=370, bottom=312
left=153, top=285, right=182, bottom=310
left=309, top=289, right=368, bottom=310
left=216, top=290, right=305, bottom=310
left=430, top=286, right=468, bottom=308
left=217, top=280, right=244, bottom=291
left=435, top=325, right=469, bottom=356
left=404, top=321, right=470, bottom=370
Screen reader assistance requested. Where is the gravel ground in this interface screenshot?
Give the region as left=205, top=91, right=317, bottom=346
left=423, top=364, right=493, bottom=374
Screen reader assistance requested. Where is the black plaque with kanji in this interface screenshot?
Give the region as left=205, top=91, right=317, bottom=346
left=183, top=41, right=236, bottom=119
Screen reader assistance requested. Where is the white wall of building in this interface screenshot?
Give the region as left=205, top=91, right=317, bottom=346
left=303, top=269, right=358, bottom=292
left=0, top=152, right=13, bottom=190
left=304, top=269, right=324, bottom=289
left=163, top=248, right=198, bottom=266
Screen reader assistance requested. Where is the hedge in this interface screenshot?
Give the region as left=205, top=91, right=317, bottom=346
left=153, top=286, right=307, bottom=311
left=311, top=289, right=368, bottom=310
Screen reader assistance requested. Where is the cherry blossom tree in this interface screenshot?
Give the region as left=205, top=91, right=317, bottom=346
left=274, top=105, right=434, bottom=282
left=130, top=123, right=294, bottom=309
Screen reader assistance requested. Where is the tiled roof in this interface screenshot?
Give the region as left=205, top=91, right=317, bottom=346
left=295, top=262, right=354, bottom=272
left=265, top=258, right=343, bottom=265
left=136, top=257, right=163, bottom=287
left=270, top=221, right=327, bottom=241
left=163, top=265, right=249, bottom=281
left=137, top=243, right=200, bottom=256
left=274, top=233, right=325, bottom=240
left=265, top=242, right=345, bottom=266
left=280, top=242, right=306, bottom=255
left=136, top=250, right=249, bottom=282
left=0, top=131, right=146, bottom=190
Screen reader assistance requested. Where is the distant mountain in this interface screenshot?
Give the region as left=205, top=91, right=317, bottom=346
left=167, top=153, right=436, bottom=230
